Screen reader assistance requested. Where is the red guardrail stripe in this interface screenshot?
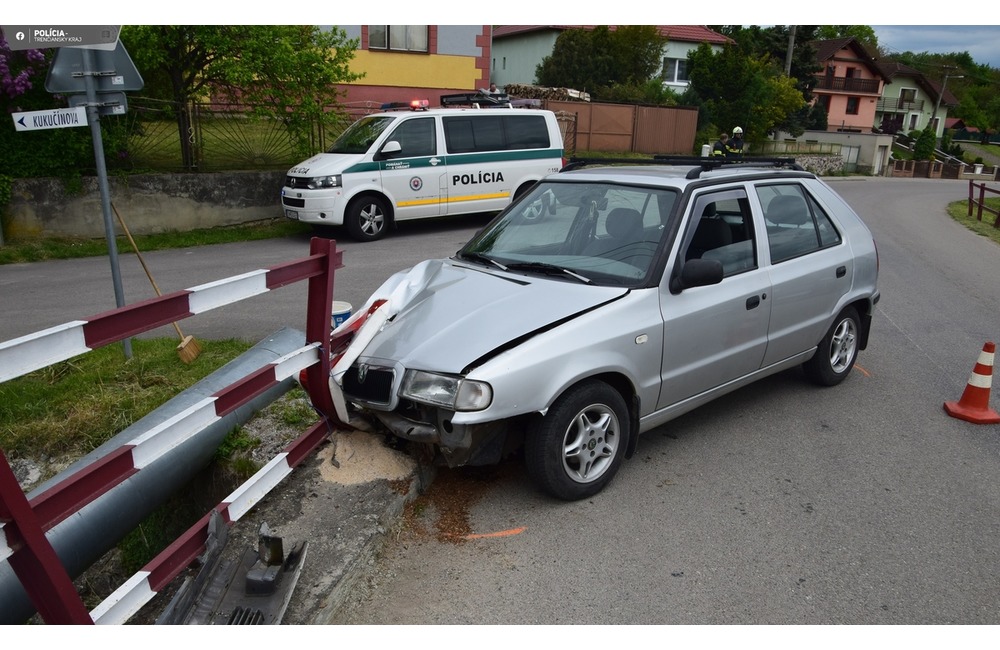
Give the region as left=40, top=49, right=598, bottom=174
left=28, top=447, right=139, bottom=534
left=82, top=291, right=193, bottom=349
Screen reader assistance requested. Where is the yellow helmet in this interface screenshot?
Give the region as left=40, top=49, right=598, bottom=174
left=733, top=126, right=743, bottom=135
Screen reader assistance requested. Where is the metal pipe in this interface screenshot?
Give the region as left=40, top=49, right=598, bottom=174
left=0, top=327, right=307, bottom=624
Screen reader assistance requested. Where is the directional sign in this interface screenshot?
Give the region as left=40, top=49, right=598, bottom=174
left=0, top=26, right=120, bottom=51
left=44, top=40, right=143, bottom=94
left=11, top=106, right=88, bottom=132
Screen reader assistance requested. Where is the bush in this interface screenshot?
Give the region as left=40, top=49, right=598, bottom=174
left=912, top=127, right=937, bottom=161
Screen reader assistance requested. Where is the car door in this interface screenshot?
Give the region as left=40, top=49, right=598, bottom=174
left=657, top=188, right=772, bottom=409
left=376, top=115, right=445, bottom=220
left=754, top=182, right=853, bottom=367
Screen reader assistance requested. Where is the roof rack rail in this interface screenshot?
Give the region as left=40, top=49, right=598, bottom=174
left=440, top=92, right=512, bottom=108
left=561, top=155, right=804, bottom=179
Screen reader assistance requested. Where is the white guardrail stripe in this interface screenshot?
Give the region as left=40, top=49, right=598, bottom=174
left=128, top=397, right=221, bottom=469
left=0, top=321, right=89, bottom=383
left=0, top=523, right=11, bottom=563
left=90, top=571, right=155, bottom=625
left=186, top=270, right=269, bottom=314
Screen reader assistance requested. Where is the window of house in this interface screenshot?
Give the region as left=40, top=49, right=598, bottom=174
left=661, top=58, right=690, bottom=84
left=908, top=114, right=919, bottom=130
left=846, top=96, right=860, bottom=115
left=900, top=88, right=917, bottom=103
left=368, top=26, right=428, bottom=52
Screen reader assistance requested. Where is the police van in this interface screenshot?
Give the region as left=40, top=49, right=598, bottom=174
left=280, top=93, right=565, bottom=242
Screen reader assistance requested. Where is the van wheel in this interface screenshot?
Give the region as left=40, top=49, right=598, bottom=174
left=525, top=380, right=628, bottom=501
left=346, top=196, right=389, bottom=242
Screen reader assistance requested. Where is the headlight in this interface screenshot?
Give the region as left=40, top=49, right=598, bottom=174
left=308, top=174, right=341, bottom=189
left=400, top=370, right=492, bottom=411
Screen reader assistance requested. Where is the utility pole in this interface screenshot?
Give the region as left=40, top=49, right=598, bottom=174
left=932, top=67, right=963, bottom=137
left=785, top=25, right=797, bottom=76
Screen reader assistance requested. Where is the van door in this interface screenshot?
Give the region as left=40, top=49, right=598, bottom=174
left=441, top=114, right=516, bottom=215
left=375, top=116, right=445, bottom=220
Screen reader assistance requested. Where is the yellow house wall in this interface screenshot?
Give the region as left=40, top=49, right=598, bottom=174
left=350, top=51, right=481, bottom=89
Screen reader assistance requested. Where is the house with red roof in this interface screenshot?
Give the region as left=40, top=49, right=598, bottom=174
left=810, top=38, right=891, bottom=134
left=490, top=25, right=731, bottom=92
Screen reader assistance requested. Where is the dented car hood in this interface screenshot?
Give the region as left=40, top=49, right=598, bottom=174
left=340, top=258, right=629, bottom=375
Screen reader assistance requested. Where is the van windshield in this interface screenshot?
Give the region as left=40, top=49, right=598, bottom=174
left=327, top=116, right=396, bottom=154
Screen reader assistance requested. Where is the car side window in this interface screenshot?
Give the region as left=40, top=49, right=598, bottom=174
left=757, top=184, right=842, bottom=264
left=384, top=117, right=436, bottom=158
left=683, top=190, right=757, bottom=277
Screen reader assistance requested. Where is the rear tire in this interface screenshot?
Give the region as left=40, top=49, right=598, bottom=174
left=804, top=306, right=860, bottom=386
left=345, top=196, right=390, bottom=242
left=525, top=380, right=628, bottom=501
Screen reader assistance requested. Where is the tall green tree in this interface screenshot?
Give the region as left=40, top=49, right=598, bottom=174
left=685, top=42, right=806, bottom=146
left=121, top=26, right=362, bottom=168
left=535, top=26, right=670, bottom=103
left=710, top=25, right=825, bottom=135
left=815, top=25, right=878, bottom=48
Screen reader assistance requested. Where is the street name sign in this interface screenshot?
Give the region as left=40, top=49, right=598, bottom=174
left=11, top=106, right=88, bottom=132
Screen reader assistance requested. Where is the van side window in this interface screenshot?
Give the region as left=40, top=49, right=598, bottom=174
left=503, top=115, right=550, bottom=150
left=443, top=114, right=550, bottom=153
left=385, top=117, right=436, bottom=158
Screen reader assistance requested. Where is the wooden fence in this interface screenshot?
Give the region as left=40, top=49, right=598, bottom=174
left=968, top=180, right=1000, bottom=228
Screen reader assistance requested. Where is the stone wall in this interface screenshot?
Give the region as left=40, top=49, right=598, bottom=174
left=792, top=154, right=845, bottom=176
left=3, top=171, right=286, bottom=239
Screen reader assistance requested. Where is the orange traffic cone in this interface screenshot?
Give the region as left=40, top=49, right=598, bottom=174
left=944, top=342, right=1000, bottom=424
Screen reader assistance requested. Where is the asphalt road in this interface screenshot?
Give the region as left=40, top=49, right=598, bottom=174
left=3, top=178, right=999, bottom=628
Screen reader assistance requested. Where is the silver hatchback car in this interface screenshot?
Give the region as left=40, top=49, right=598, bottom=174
left=326, top=158, right=880, bottom=500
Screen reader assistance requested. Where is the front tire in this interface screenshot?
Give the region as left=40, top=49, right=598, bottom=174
left=525, top=380, right=628, bottom=501
left=345, top=195, right=390, bottom=242
left=804, top=306, right=860, bottom=386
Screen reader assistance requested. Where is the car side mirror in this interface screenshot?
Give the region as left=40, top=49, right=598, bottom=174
left=376, top=140, right=402, bottom=160
left=669, top=258, right=724, bottom=294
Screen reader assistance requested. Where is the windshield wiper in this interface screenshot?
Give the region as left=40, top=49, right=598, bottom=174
left=459, top=251, right=508, bottom=271
left=503, top=261, right=592, bottom=284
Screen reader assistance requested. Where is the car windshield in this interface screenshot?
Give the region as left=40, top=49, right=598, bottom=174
left=327, top=116, right=396, bottom=154
left=459, top=180, right=679, bottom=286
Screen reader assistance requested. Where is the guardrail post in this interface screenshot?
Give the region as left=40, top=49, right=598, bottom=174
left=0, top=451, right=93, bottom=624
left=303, top=238, right=344, bottom=421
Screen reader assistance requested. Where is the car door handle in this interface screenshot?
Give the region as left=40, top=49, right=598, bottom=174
left=746, top=295, right=760, bottom=310
left=836, top=265, right=847, bottom=278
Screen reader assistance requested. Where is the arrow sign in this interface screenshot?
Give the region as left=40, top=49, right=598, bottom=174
left=11, top=106, right=88, bottom=131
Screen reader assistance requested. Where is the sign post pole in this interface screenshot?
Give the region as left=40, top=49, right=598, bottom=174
left=81, top=47, right=132, bottom=359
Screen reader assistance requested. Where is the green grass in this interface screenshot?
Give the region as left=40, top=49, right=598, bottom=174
left=0, top=217, right=313, bottom=265
left=947, top=196, right=1000, bottom=245
left=0, top=338, right=253, bottom=461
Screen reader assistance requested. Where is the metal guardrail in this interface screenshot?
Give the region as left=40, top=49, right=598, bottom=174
left=0, top=238, right=344, bottom=624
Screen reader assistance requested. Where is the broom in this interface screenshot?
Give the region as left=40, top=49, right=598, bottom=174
left=112, top=202, right=203, bottom=364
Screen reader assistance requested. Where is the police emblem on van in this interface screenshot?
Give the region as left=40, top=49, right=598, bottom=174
left=410, top=177, right=423, bottom=191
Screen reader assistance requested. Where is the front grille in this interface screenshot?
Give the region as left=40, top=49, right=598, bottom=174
left=282, top=197, right=305, bottom=208
left=343, top=365, right=394, bottom=404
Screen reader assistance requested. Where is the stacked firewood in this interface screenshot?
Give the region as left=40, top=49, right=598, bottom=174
left=503, top=83, right=591, bottom=102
